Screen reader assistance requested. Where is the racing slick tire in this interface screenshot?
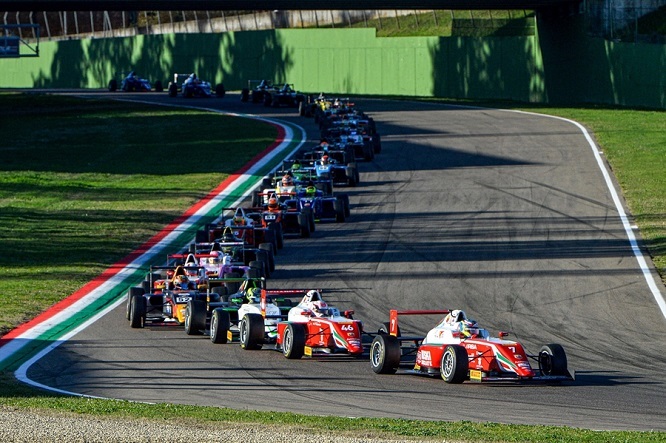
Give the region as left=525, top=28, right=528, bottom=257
left=154, top=80, right=163, bottom=92
left=337, top=194, right=351, bottom=217
left=373, top=134, right=382, bottom=154
left=129, top=294, right=146, bottom=328
left=370, top=334, right=401, bottom=374
left=272, top=222, right=284, bottom=250
left=334, top=199, right=346, bottom=223
left=240, top=313, right=264, bottom=350
left=246, top=268, right=262, bottom=279
left=210, top=308, right=230, bottom=344
left=302, top=207, right=315, bottom=233
left=298, top=100, right=306, bottom=116
left=363, top=143, right=374, bottom=162
left=225, top=272, right=242, bottom=294
left=258, top=243, right=276, bottom=273
left=248, top=260, right=266, bottom=278
left=297, top=213, right=311, bottom=238
left=263, top=227, right=279, bottom=255
left=210, top=285, right=228, bottom=302
left=263, top=93, right=272, bottom=107
left=215, top=83, right=226, bottom=98
left=184, top=299, right=206, bottom=335
left=108, top=79, right=118, bottom=92
left=240, top=88, right=250, bottom=102
left=256, top=249, right=271, bottom=277
left=252, top=190, right=264, bottom=208
left=346, top=166, right=358, bottom=187
left=282, top=323, right=306, bottom=359
left=126, top=286, right=145, bottom=320
left=168, top=83, right=178, bottom=97
left=195, top=228, right=209, bottom=243
left=538, top=344, right=568, bottom=376
left=440, top=345, right=469, bottom=384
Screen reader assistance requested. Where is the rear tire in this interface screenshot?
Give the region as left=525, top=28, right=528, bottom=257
left=370, top=334, right=401, bottom=374
left=108, top=79, right=118, bottom=92
left=225, top=272, right=242, bottom=294
left=259, top=243, right=276, bottom=273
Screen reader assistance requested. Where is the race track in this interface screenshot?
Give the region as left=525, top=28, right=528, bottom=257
left=25, top=93, right=666, bottom=431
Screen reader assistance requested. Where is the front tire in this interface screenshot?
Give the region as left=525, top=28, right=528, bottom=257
left=440, top=345, right=468, bottom=383
left=129, top=294, right=146, bottom=328
left=210, top=309, right=230, bottom=344
left=184, top=299, right=206, bottom=335
left=215, top=83, right=226, bottom=98
left=538, top=344, right=568, bottom=376
left=282, top=323, right=306, bottom=359
left=240, top=313, right=264, bottom=350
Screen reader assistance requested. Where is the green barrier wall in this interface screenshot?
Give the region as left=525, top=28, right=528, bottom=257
left=2, top=20, right=664, bottom=109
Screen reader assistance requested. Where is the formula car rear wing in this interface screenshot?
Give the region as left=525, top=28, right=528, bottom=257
left=388, top=309, right=451, bottom=338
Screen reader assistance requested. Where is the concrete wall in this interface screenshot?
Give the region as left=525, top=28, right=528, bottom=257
left=2, top=19, right=664, bottom=109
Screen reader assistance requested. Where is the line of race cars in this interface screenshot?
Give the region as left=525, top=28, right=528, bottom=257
left=108, top=71, right=226, bottom=98
left=123, top=93, right=574, bottom=385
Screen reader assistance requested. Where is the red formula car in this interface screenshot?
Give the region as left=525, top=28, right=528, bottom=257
left=238, top=289, right=364, bottom=359
left=370, top=309, right=574, bottom=383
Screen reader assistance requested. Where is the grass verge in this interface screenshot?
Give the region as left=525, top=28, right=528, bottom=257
left=0, top=92, right=277, bottom=335
left=0, top=92, right=664, bottom=441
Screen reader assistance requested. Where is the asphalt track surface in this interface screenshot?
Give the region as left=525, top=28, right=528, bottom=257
left=26, top=92, right=666, bottom=432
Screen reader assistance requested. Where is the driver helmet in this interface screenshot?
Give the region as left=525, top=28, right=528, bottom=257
left=222, top=233, right=236, bottom=242
left=292, top=162, right=301, bottom=171
left=246, top=287, right=260, bottom=302
left=305, top=185, right=317, bottom=196
left=208, top=250, right=220, bottom=264
left=321, top=155, right=329, bottom=164
left=222, top=255, right=232, bottom=266
left=233, top=215, right=245, bottom=226
left=460, top=319, right=479, bottom=338
left=177, top=275, right=189, bottom=287
left=267, top=197, right=279, bottom=210
left=185, top=265, right=198, bottom=277
left=282, top=174, right=293, bottom=186
left=311, top=300, right=328, bottom=316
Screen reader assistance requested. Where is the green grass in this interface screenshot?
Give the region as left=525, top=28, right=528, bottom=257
left=2, top=375, right=664, bottom=442
left=0, top=93, right=277, bottom=335
left=1, top=92, right=665, bottom=441
left=325, top=10, right=536, bottom=37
